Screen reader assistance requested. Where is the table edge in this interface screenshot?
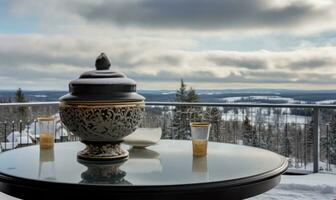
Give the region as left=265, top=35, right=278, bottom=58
left=0, top=141, right=288, bottom=199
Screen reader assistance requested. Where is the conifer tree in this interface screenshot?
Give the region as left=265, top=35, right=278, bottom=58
left=186, top=87, right=199, bottom=102
left=204, top=107, right=221, bottom=141
left=172, top=79, right=200, bottom=139
left=251, top=127, right=258, bottom=147
left=266, top=125, right=273, bottom=150
left=15, top=88, right=28, bottom=122
left=15, top=88, right=25, bottom=103
left=175, top=79, right=187, bottom=102
left=242, top=116, right=253, bottom=145
left=328, top=115, right=336, bottom=164
left=305, top=120, right=314, bottom=162
left=280, top=123, right=292, bottom=157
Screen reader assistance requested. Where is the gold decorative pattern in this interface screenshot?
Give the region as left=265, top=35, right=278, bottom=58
left=59, top=102, right=145, bottom=141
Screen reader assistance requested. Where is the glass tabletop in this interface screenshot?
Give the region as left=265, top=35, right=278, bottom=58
left=0, top=140, right=285, bottom=186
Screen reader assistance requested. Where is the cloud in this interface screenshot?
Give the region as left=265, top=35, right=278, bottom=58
left=1, top=34, right=336, bottom=90
left=241, top=71, right=336, bottom=84
left=8, top=0, right=336, bottom=35
left=286, top=58, right=334, bottom=69
left=127, top=70, right=218, bottom=82
left=2, top=0, right=336, bottom=90
left=207, top=53, right=268, bottom=69
left=76, top=0, right=335, bottom=33
left=132, top=69, right=336, bottom=85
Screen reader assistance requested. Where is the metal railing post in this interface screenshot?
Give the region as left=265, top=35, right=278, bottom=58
left=4, top=122, right=7, bottom=151
left=19, top=120, right=22, bottom=146
left=313, top=107, right=320, bottom=173
left=11, top=121, right=15, bottom=149
left=34, top=119, right=37, bottom=143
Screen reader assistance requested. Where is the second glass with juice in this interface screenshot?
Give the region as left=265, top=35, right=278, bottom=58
left=191, top=122, right=211, bottom=156
left=38, top=117, right=55, bottom=149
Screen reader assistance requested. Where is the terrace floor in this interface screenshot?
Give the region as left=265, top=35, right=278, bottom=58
left=0, top=173, right=335, bottom=200
left=252, top=173, right=336, bottom=200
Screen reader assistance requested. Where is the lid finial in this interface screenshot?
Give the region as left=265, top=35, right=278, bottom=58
left=95, top=52, right=111, bottom=70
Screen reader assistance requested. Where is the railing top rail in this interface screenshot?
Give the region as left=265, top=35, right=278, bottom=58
left=1, top=101, right=336, bottom=109
left=0, top=102, right=59, bottom=107
left=146, top=102, right=336, bottom=108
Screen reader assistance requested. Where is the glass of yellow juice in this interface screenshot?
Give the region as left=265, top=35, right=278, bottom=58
left=190, top=122, right=211, bottom=156
left=38, top=117, right=55, bottom=149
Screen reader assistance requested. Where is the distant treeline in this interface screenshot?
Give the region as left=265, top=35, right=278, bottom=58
left=1, top=90, right=336, bottom=103
left=281, top=93, right=336, bottom=102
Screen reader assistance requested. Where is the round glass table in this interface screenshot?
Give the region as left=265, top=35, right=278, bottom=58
left=0, top=140, right=287, bottom=199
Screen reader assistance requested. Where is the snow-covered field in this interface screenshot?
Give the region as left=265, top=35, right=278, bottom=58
left=317, top=100, right=336, bottom=104
left=222, top=107, right=310, bottom=125
left=287, top=160, right=336, bottom=174
left=219, top=96, right=312, bottom=125
left=252, top=173, right=336, bottom=200
left=1, top=173, right=335, bottom=200
left=222, top=95, right=306, bottom=104
left=222, top=95, right=336, bottom=106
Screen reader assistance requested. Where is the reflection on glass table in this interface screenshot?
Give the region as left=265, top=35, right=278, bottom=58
left=78, top=146, right=162, bottom=185
left=121, top=147, right=162, bottom=173
left=38, top=149, right=56, bottom=181
left=192, top=156, right=209, bottom=182
left=78, top=159, right=130, bottom=185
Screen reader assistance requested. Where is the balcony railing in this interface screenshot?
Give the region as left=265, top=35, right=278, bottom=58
left=0, top=101, right=335, bottom=174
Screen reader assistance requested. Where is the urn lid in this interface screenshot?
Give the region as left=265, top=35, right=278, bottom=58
left=59, top=53, right=145, bottom=102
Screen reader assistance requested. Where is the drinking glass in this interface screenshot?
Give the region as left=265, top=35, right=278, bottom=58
left=38, top=117, right=55, bottom=149
left=190, top=122, right=211, bottom=156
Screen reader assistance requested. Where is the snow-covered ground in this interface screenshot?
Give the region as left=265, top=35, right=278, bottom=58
left=252, top=173, right=336, bottom=200
left=222, top=95, right=336, bottom=106
left=0, top=114, right=71, bottom=152
left=222, top=107, right=310, bottom=125
left=248, top=96, right=304, bottom=104
left=222, top=95, right=306, bottom=104
left=0, top=173, right=334, bottom=200
left=287, top=160, right=336, bottom=173
left=316, top=100, right=336, bottom=104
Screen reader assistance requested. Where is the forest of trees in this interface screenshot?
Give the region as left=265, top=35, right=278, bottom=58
left=142, top=80, right=336, bottom=171
left=1, top=86, right=336, bottom=171
left=0, top=88, right=28, bottom=123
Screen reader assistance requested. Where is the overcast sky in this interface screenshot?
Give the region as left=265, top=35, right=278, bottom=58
left=1, top=0, right=336, bottom=90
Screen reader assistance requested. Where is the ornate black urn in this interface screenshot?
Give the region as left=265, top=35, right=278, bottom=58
left=59, top=53, right=145, bottom=161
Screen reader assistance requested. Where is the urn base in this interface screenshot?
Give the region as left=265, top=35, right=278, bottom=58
left=77, top=141, right=129, bottom=161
